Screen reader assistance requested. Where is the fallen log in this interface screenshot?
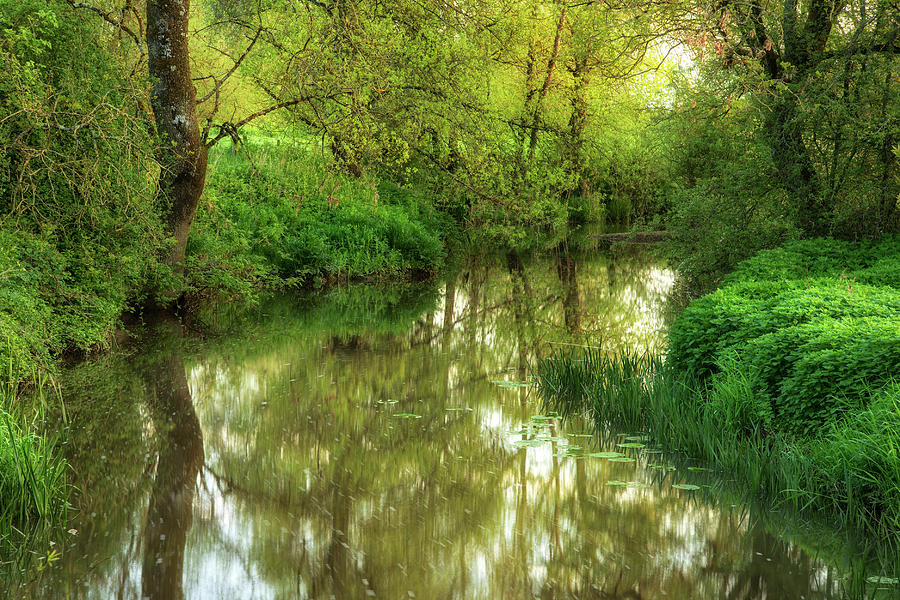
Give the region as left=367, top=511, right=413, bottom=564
left=591, top=231, right=671, bottom=246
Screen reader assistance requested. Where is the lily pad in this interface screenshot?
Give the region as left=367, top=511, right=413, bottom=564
left=627, top=482, right=649, bottom=489
left=393, top=413, right=422, bottom=419
left=608, top=457, right=636, bottom=463
left=616, top=442, right=646, bottom=449
left=624, top=435, right=650, bottom=442
left=866, top=576, right=900, bottom=586
left=586, top=452, right=623, bottom=459
left=687, top=466, right=708, bottom=472
left=491, top=380, right=530, bottom=389
left=606, top=480, right=628, bottom=486
left=513, top=440, right=544, bottom=447
left=672, top=483, right=701, bottom=491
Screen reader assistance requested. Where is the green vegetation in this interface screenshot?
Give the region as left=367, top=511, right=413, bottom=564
left=537, top=238, right=900, bottom=591
left=0, top=379, right=68, bottom=580
left=0, top=0, right=897, bottom=583
left=195, top=136, right=449, bottom=288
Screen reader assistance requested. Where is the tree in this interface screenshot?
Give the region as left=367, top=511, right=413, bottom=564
left=146, top=0, right=208, bottom=281
left=688, top=0, right=899, bottom=235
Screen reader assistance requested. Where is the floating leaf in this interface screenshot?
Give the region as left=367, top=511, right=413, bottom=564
left=606, top=480, right=628, bottom=486
left=568, top=433, right=594, bottom=438
left=624, top=435, right=650, bottom=442
left=445, top=407, right=473, bottom=412
left=393, top=413, right=422, bottom=419
left=687, top=466, right=707, bottom=472
left=609, top=457, right=636, bottom=463
left=672, top=484, right=700, bottom=491
left=866, top=576, right=900, bottom=586
left=587, top=452, right=623, bottom=459
left=642, top=449, right=664, bottom=454
left=627, top=482, right=649, bottom=489
left=514, top=440, right=544, bottom=447
left=491, top=380, right=530, bottom=389
left=616, top=442, right=646, bottom=449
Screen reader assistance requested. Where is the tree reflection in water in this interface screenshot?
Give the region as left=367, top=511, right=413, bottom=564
left=140, top=315, right=204, bottom=600
left=35, top=247, right=848, bottom=599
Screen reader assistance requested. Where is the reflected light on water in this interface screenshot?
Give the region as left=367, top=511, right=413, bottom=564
left=37, top=247, right=846, bottom=600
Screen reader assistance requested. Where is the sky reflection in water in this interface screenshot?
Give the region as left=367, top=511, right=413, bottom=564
left=36, top=246, right=845, bottom=599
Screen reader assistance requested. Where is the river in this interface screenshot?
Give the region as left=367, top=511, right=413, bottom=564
left=21, top=243, right=849, bottom=599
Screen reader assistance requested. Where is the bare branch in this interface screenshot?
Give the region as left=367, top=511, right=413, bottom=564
left=197, top=27, right=263, bottom=106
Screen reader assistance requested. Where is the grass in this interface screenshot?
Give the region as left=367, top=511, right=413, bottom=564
left=536, top=347, right=900, bottom=597
left=536, top=238, right=900, bottom=596
left=0, top=375, right=69, bottom=554
left=191, top=133, right=452, bottom=290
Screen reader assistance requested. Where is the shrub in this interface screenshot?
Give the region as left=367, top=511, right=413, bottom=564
left=194, top=138, right=449, bottom=284
left=667, top=237, right=900, bottom=434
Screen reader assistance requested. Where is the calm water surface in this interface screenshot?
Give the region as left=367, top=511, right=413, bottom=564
left=27, top=246, right=848, bottom=599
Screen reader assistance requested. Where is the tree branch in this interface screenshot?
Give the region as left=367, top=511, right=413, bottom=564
left=197, top=27, right=263, bottom=106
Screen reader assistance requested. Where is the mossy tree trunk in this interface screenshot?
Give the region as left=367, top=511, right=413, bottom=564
left=147, top=0, right=209, bottom=297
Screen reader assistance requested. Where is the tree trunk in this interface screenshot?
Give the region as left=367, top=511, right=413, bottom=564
left=525, top=6, right=568, bottom=167
left=766, top=93, right=825, bottom=236
left=879, top=69, right=898, bottom=233
left=147, top=0, right=208, bottom=287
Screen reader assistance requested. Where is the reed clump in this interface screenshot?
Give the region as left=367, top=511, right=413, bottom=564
left=0, top=378, right=69, bottom=539
left=536, top=237, right=900, bottom=590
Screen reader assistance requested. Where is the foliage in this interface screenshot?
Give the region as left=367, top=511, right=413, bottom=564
left=0, top=377, right=69, bottom=576
left=536, top=349, right=900, bottom=595
left=193, top=137, right=449, bottom=285
left=0, top=0, right=168, bottom=383
left=537, top=237, right=900, bottom=588
left=667, top=237, right=899, bottom=433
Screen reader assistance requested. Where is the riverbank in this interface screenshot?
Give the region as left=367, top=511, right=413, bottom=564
left=536, top=236, right=900, bottom=593
left=20, top=246, right=863, bottom=598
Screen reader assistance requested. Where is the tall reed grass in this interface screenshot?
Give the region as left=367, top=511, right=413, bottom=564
left=536, top=347, right=900, bottom=597
left=0, top=375, right=69, bottom=538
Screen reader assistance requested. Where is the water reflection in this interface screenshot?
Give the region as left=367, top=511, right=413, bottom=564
left=32, top=247, right=847, bottom=599
left=141, top=316, right=204, bottom=600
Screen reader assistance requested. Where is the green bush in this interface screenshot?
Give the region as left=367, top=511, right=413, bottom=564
left=722, top=237, right=900, bottom=286
left=194, top=139, right=449, bottom=284
left=667, top=237, right=900, bottom=434
left=0, top=0, right=168, bottom=383
left=740, top=318, right=900, bottom=434
left=667, top=280, right=900, bottom=378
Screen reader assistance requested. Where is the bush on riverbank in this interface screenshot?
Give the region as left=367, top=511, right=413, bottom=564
left=536, top=237, right=900, bottom=579
left=668, top=237, right=899, bottom=434
left=192, top=137, right=450, bottom=287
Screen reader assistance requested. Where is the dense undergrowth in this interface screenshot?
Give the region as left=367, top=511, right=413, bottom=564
left=536, top=237, right=900, bottom=594
left=193, top=136, right=451, bottom=289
